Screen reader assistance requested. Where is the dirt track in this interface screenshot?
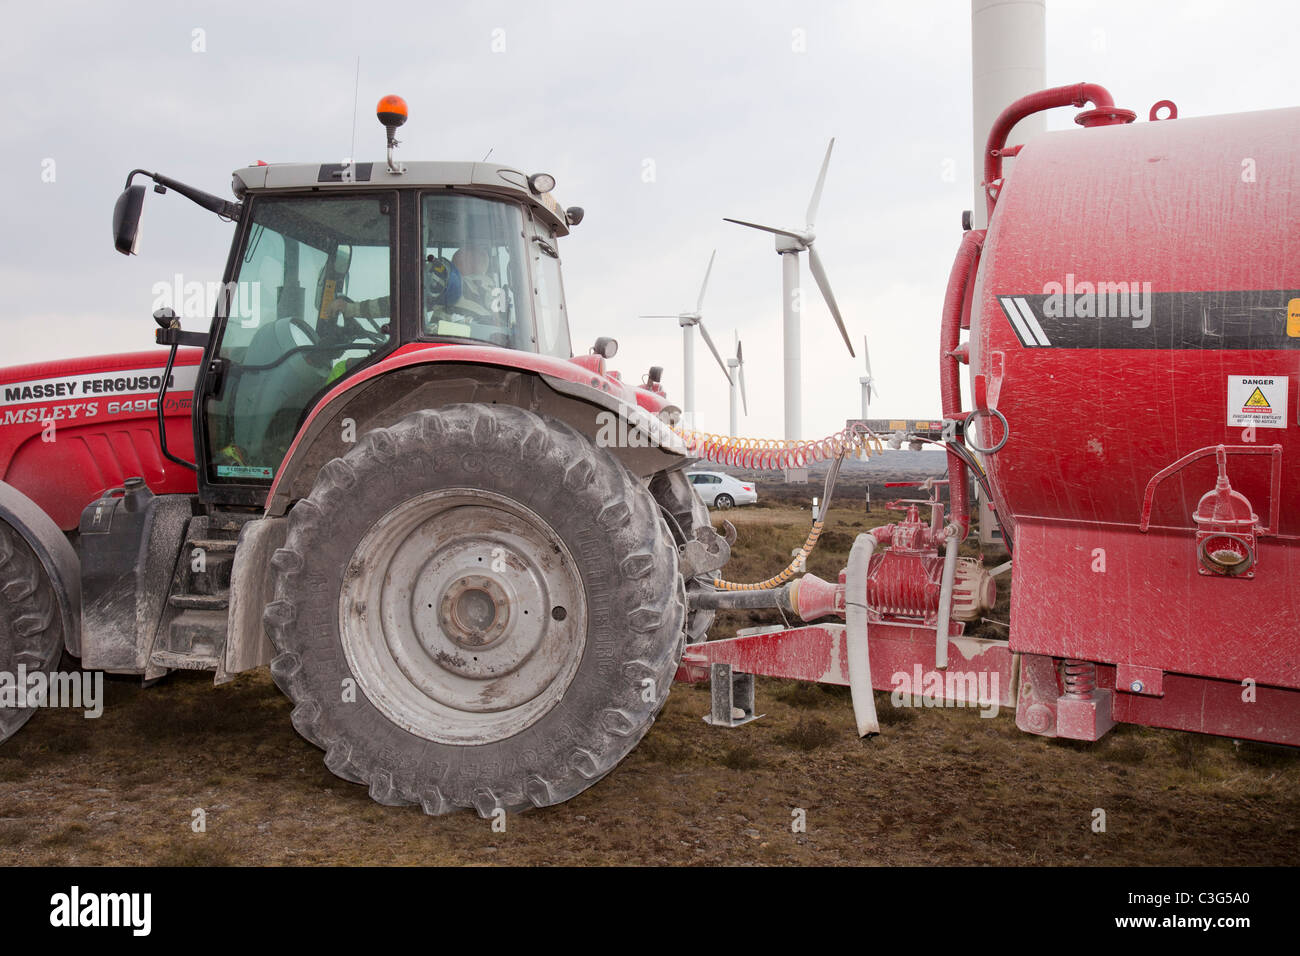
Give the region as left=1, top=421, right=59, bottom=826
left=1, top=500, right=1298, bottom=866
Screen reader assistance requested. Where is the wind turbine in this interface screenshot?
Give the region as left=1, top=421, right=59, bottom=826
left=726, top=332, right=748, bottom=436
left=725, top=138, right=855, bottom=443
left=858, top=334, right=878, bottom=420
left=640, top=249, right=731, bottom=427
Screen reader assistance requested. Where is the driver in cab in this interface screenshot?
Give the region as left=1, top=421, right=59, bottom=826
left=330, top=245, right=502, bottom=337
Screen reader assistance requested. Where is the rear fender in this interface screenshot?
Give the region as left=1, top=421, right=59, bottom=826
left=266, top=361, right=687, bottom=516
left=0, top=481, right=81, bottom=656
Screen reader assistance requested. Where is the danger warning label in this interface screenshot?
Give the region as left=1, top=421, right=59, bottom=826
left=1227, top=375, right=1288, bottom=429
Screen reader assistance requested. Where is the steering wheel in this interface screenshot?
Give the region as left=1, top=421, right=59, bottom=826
left=290, top=317, right=319, bottom=345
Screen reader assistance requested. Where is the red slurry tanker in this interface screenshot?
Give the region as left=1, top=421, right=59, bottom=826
left=0, top=86, right=1296, bottom=820
left=686, top=84, right=1300, bottom=748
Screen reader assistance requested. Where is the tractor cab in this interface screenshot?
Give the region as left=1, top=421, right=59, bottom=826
left=204, top=173, right=577, bottom=483
left=113, top=95, right=584, bottom=492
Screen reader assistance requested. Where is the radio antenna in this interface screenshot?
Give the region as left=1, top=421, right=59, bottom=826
left=348, top=57, right=361, bottom=166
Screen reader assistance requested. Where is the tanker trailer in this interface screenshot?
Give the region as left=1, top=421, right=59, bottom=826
left=956, top=84, right=1300, bottom=744
left=684, top=84, right=1299, bottom=749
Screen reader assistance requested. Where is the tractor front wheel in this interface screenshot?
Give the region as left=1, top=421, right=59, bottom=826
left=265, top=404, right=686, bottom=815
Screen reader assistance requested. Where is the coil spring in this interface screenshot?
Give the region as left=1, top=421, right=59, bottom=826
left=673, top=422, right=884, bottom=472
left=1062, top=660, right=1097, bottom=699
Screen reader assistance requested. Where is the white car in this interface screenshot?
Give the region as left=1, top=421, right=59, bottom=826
left=687, top=471, right=757, bottom=509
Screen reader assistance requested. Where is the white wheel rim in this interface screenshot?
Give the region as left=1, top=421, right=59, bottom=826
left=339, top=489, right=587, bottom=745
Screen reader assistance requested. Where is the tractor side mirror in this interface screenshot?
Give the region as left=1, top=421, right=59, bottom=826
left=113, top=184, right=147, bottom=255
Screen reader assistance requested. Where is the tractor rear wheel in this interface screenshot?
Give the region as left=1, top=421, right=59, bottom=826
left=0, top=522, right=64, bottom=745
left=265, top=404, right=686, bottom=816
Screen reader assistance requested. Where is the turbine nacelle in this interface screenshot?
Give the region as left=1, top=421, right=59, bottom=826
left=723, top=138, right=855, bottom=359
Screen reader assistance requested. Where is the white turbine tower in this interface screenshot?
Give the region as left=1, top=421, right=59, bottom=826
left=640, top=249, right=731, bottom=428
left=858, top=334, right=878, bottom=420
left=726, top=332, right=748, bottom=436
left=725, top=138, right=855, bottom=448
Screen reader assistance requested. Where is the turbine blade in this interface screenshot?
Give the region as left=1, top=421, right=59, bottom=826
left=739, top=362, right=748, bottom=415
left=696, top=318, right=732, bottom=383
left=806, top=138, right=835, bottom=228
left=696, top=249, right=716, bottom=312
left=862, top=334, right=873, bottom=377
left=723, top=217, right=804, bottom=241
left=736, top=338, right=744, bottom=364
left=639, top=314, right=682, bottom=319
left=807, top=245, right=855, bottom=356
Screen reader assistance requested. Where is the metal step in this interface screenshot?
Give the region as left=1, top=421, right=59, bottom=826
left=149, top=649, right=221, bottom=671
left=168, top=593, right=230, bottom=611
left=188, top=538, right=238, bottom=554
left=163, top=609, right=228, bottom=660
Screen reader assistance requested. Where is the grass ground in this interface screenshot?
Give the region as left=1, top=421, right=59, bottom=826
left=1, top=492, right=1296, bottom=866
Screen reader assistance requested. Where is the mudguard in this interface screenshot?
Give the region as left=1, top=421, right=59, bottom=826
left=0, top=480, right=81, bottom=656
left=265, top=353, right=687, bottom=516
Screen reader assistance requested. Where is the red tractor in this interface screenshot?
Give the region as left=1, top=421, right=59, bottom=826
left=0, top=97, right=727, bottom=816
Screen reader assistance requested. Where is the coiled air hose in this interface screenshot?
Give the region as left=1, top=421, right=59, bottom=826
left=669, top=422, right=880, bottom=590
left=674, top=422, right=883, bottom=472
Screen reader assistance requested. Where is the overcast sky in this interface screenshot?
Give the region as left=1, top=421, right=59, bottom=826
left=3, top=0, right=1296, bottom=439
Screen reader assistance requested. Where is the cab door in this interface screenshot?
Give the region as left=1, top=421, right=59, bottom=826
left=199, top=191, right=398, bottom=496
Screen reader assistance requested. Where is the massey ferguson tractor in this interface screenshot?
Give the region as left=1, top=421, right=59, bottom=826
left=1, top=86, right=1298, bottom=822
left=0, top=96, right=728, bottom=816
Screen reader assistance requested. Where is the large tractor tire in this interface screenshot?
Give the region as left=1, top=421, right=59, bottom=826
left=265, top=404, right=687, bottom=816
left=0, top=521, right=64, bottom=745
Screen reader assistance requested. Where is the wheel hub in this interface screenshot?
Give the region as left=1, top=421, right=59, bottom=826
left=339, top=489, right=587, bottom=745
left=441, top=577, right=506, bottom=649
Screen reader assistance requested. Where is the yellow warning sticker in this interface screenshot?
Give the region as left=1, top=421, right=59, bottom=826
left=1227, top=375, right=1287, bottom=428
left=1244, top=387, right=1271, bottom=408
left=1288, top=298, right=1300, bottom=337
